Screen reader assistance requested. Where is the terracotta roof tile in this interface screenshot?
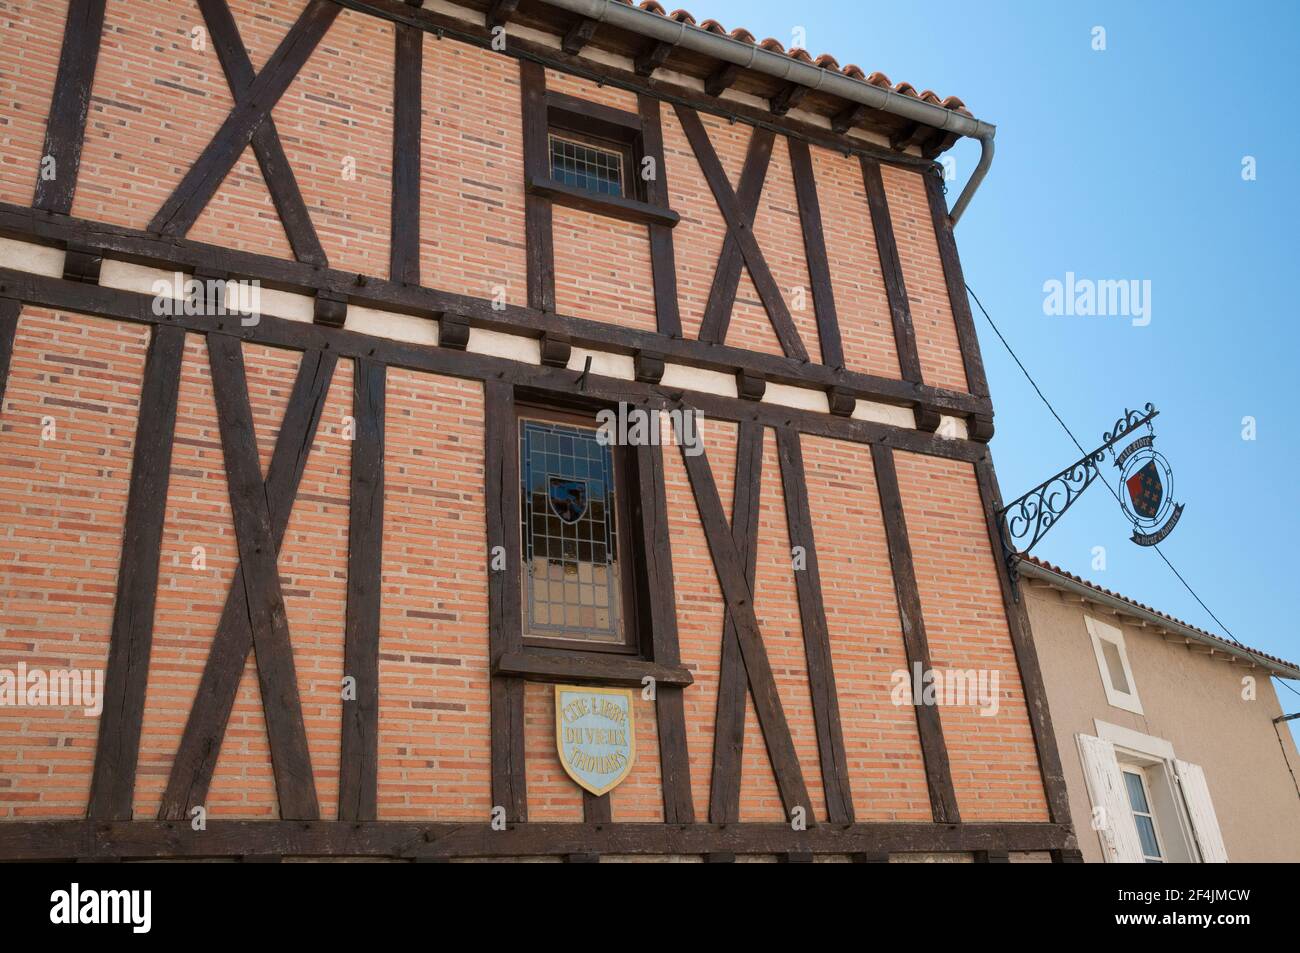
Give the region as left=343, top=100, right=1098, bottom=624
left=602, top=3, right=967, bottom=111
left=1022, top=556, right=1300, bottom=676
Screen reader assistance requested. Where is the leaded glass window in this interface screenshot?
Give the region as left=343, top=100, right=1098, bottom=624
left=549, top=133, right=625, bottom=197
left=519, top=416, right=625, bottom=646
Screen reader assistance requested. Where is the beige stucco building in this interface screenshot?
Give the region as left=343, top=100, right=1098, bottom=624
left=1022, top=557, right=1300, bottom=863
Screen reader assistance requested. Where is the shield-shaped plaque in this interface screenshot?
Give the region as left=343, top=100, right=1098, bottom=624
left=555, top=684, right=636, bottom=796
left=1125, top=460, right=1163, bottom=520
left=547, top=477, right=589, bottom=524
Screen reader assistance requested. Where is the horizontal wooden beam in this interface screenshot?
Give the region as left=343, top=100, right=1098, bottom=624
left=526, top=175, right=680, bottom=227
left=0, top=265, right=993, bottom=467
left=493, top=651, right=693, bottom=687
left=0, top=820, right=1074, bottom=860
left=0, top=202, right=990, bottom=421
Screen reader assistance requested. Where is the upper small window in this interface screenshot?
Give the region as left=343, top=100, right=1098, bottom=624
left=1086, top=616, right=1143, bottom=714
left=549, top=133, right=626, bottom=198
left=518, top=407, right=639, bottom=653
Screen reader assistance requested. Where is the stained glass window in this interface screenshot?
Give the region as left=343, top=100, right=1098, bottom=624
left=519, top=417, right=623, bottom=645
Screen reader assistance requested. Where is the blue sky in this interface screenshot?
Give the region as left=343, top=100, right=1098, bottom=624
left=699, top=1, right=1300, bottom=711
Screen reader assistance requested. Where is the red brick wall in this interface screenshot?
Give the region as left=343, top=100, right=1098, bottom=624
left=882, top=164, right=969, bottom=393
left=893, top=452, right=1048, bottom=821
left=378, top=368, right=490, bottom=821
left=420, top=35, right=527, bottom=303
left=802, top=435, right=931, bottom=820
left=664, top=417, right=735, bottom=818
left=0, top=0, right=69, bottom=207
left=811, top=146, right=901, bottom=380
left=0, top=308, right=147, bottom=818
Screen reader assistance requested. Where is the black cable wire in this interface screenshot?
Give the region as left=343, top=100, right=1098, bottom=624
left=966, top=284, right=1300, bottom=702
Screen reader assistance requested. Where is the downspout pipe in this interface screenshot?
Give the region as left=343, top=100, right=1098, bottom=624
left=535, top=0, right=995, bottom=225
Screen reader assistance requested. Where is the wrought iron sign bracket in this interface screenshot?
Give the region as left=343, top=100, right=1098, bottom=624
left=997, top=405, right=1163, bottom=588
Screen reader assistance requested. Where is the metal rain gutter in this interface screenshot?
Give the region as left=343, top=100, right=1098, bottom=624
left=535, top=0, right=996, bottom=225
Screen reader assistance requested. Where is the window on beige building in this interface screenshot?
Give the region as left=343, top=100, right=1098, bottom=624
left=1086, top=615, right=1143, bottom=714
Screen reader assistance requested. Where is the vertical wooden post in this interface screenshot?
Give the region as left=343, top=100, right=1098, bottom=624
left=87, top=323, right=185, bottom=819
left=485, top=380, right=527, bottom=820
left=340, top=359, right=386, bottom=821
left=390, top=23, right=423, bottom=285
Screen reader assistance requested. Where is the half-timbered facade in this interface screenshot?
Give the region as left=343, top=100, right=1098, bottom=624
left=0, top=0, right=1079, bottom=861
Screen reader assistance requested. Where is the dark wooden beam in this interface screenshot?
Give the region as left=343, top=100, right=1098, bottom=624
left=205, top=333, right=320, bottom=820
left=148, top=1, right=340, bottom=238
left=494, top=651, right=691, bottom=687
left=582, top=791, right=611, bottom=824
left=709, top=421, right=763, bottom=824
left=519, top=61, right=555, bottom=313
left=633, top=40, right=675, bottom=78
left=0, top=202, right=993, bottom=421
left=390, top=23, right=423, bottom=284
left=972, top=457, right=1072, bottom=827
left=485, top=380, right=527, bottom=821
left=871, top=444, right=961, bottom=823
left=697, top=124, right=774, bottom=347
left=860, top=158, right=924, bottom=386
left=830, top=104, right=868, bottom=135
left=526, top=175, right=679, bottom=228
left=0, top=266, right=992, bottom=465
left=787, top=138, right=844, bottom=369
left=680, top=438, right=814, bottom=824
left=32, top=0, right=107, bottom=214
left=561, top=16, right=598, bottom=55
left=674, top=106, right=809, bottom=361
left=0, top=298, right=19, bottom=410
left=704, top=63, right=741, bottom=97
left=0, top=819, right=1074, bottom=860
left=486, top=0, right=520, bottom=29
left=769, top=83, right=809, bottom=117
left=199, top=0, right=328, bottom=267
left=86, top=324, right=185, bottom=820
left=633, top=439, right=693, bottom=823
left=889, top=121, right=931, bottom=154
left=157, top=348, right=337, bottom=821
left=637, top=94, right=682, bottom=338
left=339, top=359, right=386, bottom=822
left=923, top=171, right=989, bottom=400
left=776, top=428, right=853, bottom=824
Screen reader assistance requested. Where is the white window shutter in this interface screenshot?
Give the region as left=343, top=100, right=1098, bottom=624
left=1077, top=733, right=1145, bottom=863
left=1175, top=760, right=1229, bottom=862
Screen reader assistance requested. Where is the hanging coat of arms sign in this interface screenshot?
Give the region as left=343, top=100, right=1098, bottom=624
left=1112, top=418, right=1184, bottom=546
left=555, top=685, right=636, bottom=796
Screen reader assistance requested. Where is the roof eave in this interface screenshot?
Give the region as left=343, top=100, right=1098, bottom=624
left=1018, top=560, right=1300, bottom=681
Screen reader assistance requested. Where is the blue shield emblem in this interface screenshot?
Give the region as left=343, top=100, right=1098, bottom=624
left=547, top=477, right=589, bottom=524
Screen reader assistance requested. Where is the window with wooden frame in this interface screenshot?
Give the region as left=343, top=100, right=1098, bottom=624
left=525, top=88, right=679, bottom=228
left=517, top=403, right=641, bottom=655
left=548, top=129, right=631, bottom=199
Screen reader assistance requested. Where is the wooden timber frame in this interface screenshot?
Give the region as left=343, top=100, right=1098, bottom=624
left=0, top=0, right=1078, bottom=862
